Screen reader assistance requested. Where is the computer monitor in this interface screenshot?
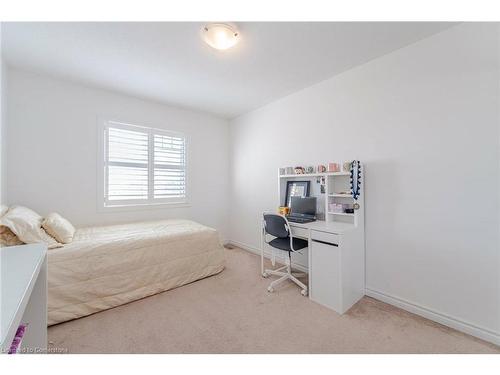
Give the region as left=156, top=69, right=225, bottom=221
left=290, top=196, right=317, bottom=217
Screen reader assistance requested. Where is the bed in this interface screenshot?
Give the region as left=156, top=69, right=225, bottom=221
left=47, top=219, right=225, bottom=325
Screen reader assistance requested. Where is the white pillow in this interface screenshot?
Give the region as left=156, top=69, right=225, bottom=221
left=42, top=213, right=75, bottom=244
left=0, top=206, right=62, bottom=249
left=0, top=204, right=8, bottom=217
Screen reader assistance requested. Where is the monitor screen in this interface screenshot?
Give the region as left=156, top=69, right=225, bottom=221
left=290, top=196, right=317, bottom=216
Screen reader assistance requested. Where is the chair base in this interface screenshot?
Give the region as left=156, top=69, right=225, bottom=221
left=263, top=264, right=308, bottom=296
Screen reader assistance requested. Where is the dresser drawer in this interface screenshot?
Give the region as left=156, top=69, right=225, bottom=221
left=311, top=230, right=340, bottom=246
left=290, top=225, right=309, bottom=239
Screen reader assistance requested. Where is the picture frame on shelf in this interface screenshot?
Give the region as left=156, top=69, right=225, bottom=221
left=284, top=180, right=310, bottom=207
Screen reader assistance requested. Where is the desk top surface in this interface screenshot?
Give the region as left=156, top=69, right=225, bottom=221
left=289, top=220, right=356, bottom=234
left=0, top=244, right=46, bottom=347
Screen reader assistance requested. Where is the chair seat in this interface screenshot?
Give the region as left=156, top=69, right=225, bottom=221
left=269, top=237, right=308, bottom=251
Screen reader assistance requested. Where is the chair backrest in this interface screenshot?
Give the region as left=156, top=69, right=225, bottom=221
left=263, top=213, right=289, bottom=238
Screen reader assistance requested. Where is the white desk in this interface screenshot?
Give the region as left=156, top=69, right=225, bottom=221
left=273, top=166, right=365, bottom=314
left=289, top=220, right=364, bottom=314
left=1, top=244, right=47, bottom=354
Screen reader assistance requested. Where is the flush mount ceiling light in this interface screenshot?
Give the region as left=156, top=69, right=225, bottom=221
left=202, top=23, right=239, bottom=50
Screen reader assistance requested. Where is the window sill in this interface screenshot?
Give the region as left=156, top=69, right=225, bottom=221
left=98, top=201, right=191, bottom=213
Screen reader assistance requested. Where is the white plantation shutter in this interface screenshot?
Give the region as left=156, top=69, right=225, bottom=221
left=106, top=126, right=149, bottom=202
left=103, top=121, right=187, bottom=207
left=153, top=133, right=186, bottom=199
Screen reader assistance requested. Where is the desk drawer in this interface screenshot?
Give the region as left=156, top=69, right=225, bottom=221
left=290, top=226, right=309, bottom=239
left=311, top=230, right=340, bottom=246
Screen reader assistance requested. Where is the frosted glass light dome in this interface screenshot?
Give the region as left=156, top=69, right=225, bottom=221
left=202, top=23, right=239, bottom=50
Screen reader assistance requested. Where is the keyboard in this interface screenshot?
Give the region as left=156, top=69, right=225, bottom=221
left=287, top=216, right=316, bottom=224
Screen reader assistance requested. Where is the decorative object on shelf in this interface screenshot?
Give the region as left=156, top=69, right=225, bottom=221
left=278, top=206, right=290, bottom=216
left=350, top=160, right=362, bottom=206
left=305, top=166, right=315, bottom=174
left=285, top=167, right=294, bottom=175
left=328, top=163, right=340, bottom=172
left=343, top=161, right=352, bottom=172
left=317, top=164, right=327, bottom=173
left=294, top=166, right=305, bottom=174
left=315, top=175, right=326, bottom=194
left=8, top=324, right=28, bottom=354
left=279, top=168, right=286, bottom=175
left=284, top=180, right=310, bottom=207
left=331, top=203, right=353, bottom=213
left=329, top=203, right=343, bottom=213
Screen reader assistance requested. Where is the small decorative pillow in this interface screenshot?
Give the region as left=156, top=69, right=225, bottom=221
left=0, top=225, right=24, bottom=246
left=42, top=213, right=76, bottom=244
left=0, top=206, right=62, bottom=249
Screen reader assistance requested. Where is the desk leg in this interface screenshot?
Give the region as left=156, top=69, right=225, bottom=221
left=261, top=227, right=265, bottom=277
left=308, top=232, right=312, bottom=299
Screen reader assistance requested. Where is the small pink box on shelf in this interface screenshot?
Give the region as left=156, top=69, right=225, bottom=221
left=329, top=203, right=343, bottom=213
left=328, top=163, right=340, bottom=172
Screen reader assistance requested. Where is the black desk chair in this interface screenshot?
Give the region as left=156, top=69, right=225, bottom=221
left=261, top=213, right=308, bottom=296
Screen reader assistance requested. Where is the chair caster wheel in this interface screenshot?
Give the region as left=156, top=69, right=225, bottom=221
left=301, top=289, right=308, bottom=296
left=262, top=272, right=269, bottom=278
left=267, top=287, right=274, bottom=293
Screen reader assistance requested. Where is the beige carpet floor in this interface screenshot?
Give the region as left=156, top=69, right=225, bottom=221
left=48, top=247, right=500, bottom=354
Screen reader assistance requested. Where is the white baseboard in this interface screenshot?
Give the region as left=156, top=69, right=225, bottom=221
left=229, top=239, right=499, bottom=347
left=365, top=288, right=500, bottom=347
left=228, top=239, right=308, bottom=273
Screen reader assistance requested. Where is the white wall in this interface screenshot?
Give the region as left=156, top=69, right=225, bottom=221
left=0, top=23, right=4, bottom=204
left=229, top=24, right=500, bottom=342
left=5, top=68, right=230, bottom=239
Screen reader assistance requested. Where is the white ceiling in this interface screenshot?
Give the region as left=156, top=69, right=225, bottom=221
left=2, top=22, right=456, bottom=118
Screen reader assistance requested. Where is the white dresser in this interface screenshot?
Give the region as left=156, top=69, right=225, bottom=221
left=1, top=244, right=48, bottom=354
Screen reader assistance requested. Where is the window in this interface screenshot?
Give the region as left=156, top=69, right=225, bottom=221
left=101, top=120, right=187, bottom=208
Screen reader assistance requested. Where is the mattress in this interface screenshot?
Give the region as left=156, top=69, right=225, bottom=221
left=48, top=219, right=225, bottom=325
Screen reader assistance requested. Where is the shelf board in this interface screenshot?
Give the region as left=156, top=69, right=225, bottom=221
left=279, top=172, right=350, bottom=178
left=326, top=172, right=350, bottom=176
left=328, top=194, right=353, bottom=198
left=328, top=211, right=354, bottom=216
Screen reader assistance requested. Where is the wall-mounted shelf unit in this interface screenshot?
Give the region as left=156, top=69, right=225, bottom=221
left=278, top=165, right=364, bottom=227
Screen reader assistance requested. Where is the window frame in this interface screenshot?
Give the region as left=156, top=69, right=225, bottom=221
left=97, top=118, right=189, bottom=211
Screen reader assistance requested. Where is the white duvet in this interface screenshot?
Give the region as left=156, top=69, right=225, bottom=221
left=48, top=219, right=225, bottom=325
